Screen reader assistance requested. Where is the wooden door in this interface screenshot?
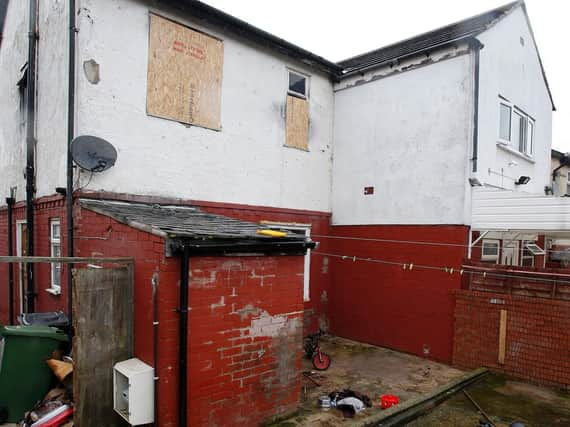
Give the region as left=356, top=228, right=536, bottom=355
left=73, top=266, right=133, bottom=427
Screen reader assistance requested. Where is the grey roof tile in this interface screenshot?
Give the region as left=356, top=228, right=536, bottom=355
left=79, top=199, right=307, bottom=242
left=338, top=1, right=520, bottom=73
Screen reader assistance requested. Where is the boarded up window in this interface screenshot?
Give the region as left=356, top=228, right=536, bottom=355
left=147, top=14, right=223, bottom=130
left=285, top=95, right=309, bottom=150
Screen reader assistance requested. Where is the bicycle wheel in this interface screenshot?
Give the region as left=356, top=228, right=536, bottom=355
left=312, top=352, right=331, bottom=370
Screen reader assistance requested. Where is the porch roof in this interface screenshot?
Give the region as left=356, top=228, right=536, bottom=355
left=79, top=198, right=314, bottom=255
left=471, top=188, right=570, bottom=232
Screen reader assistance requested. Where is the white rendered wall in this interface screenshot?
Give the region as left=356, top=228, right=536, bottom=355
left=73, top=0, right=334, bottom=212
left=475, top=7, right=553, bottom=194
left=35, top=0, right=69, bottom=197
left=0, top=1, right=28, bottom=202
left=331, top=50, right=473, bottom=225
left=0, top=1, right=69, bottom=201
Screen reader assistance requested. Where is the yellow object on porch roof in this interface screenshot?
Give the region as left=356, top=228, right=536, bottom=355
left=257, top=229, right=288, bottom=237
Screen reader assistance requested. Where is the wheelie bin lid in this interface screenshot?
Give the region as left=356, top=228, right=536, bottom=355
left=0, top=325, right=69, bottom=341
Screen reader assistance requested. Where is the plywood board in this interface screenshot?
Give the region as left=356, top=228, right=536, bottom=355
left=285, top=95, right=309, bottom=150
left=498, top=309, right=507, bottom=365
left=147, top=14, right=223, bottom=130
left=73, top=267, right=133, bottom=427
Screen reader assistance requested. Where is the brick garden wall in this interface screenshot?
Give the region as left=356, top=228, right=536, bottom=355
left=453, top=290, right=570, bottom=388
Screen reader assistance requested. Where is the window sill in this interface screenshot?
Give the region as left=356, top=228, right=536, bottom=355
left=496, top=143, right=535, bottom=163
left=45, top=288, right=61, bottom=296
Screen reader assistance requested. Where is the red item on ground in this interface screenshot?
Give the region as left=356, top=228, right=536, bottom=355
left=380, top=394, right=400, bottom=409
left=33, top=406, right=73, bottom=427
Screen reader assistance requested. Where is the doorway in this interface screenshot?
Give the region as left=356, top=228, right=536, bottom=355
left=501, top=241, right=520, bottom=266
left=16, top=220, right=27, bottom=313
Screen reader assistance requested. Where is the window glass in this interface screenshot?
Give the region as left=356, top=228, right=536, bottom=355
left=288, top=72, right=306, bottom=97
left=50, top=219, right=61, bottom=292
left=527, top=120, right=534, bottom=155
left=499, top=103, right=511, bottom=141
left=512, top=111, right=523, bottom=151
left=482, top=239, right=500, bottom=262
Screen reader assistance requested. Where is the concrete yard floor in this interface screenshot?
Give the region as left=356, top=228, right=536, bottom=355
left=407, top=373, right=570, bottom=427
left=270, top=335, right=465, bottom=426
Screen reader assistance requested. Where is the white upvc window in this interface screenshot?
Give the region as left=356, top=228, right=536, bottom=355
left=498, top=97, right=534, bottom=157
left=262, top=221, right=312, bottom=301
left=287, top=69, right=309, bottom=99
left=49, top=219, right=62, bottom=294
left=481, top=239, right=500, bottom=262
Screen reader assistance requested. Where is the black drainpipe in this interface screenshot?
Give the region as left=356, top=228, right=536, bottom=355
left=25, top=0, right=38, bottom=313
left=66, top=0, right=76, bottom=324
left=471, top=39, right=483, bottom=174
left=178, top=245, right=190, bottom=427
left=6, top=196, right=15, bottom=324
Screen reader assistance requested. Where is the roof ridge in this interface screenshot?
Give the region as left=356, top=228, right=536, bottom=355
left=337, top=0, right=521, bottom=74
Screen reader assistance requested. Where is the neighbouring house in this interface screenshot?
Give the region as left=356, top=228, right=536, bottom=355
left=0, top=0, right=568, bottom=424
left=330, top=0, right=559, bottom=363
left=552, top=148, right=570, bottom=196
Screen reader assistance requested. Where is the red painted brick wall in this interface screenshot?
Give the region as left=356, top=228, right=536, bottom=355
left=0, top=196, right=69, bottom=322
left=195, top=201, right=331, bottom=334
left=75, top=205, right=305, bottom=426
left=1, top=196, right=309, bottom=426
left=453, top=290, right=570, bottom=388
left=187, top=256, right=304, bottom=426
left=328, top=225, right=469, bottom=363
left=77, top=192, right=333, bottom=335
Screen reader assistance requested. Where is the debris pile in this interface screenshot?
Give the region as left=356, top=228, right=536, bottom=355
left=319, top=389, right=373, bottom=418
left=21, top=358, right=74, bottom=427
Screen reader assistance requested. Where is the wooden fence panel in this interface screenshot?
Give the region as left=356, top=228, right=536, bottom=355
left=73, top=266, right=133, bottom=427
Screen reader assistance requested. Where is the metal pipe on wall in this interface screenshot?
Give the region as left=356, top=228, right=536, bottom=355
left=66, top=0, right=77, bottom=324
left=471, top=38, right=483, bottom=174
left=25, top=0, right=38, bottom=313
left=178, top=246, right=190, bottom=427
left=152, top=272, right=159, bottom=426
left=6, top=196, right=15, bottom=324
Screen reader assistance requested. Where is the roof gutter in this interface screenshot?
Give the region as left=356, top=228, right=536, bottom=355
left=339, top=37, right=476, bottom=79
left=168, top=238, right=316, bottom=257
left=158, top=0, right=342, bottom=77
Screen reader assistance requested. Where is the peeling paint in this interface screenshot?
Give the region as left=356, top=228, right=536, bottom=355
left=236, top=303, right=262, bottom=320
left=321, top=256, right=329, bottom=274
left=210, top=296, right=225, bottom=310
left=248, top=311, right=301, bottom=338
left=190, top=269, right=217, bottom=288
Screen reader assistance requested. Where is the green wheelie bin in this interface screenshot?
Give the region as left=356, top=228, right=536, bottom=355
left=0, top=325, right=69, bottom=423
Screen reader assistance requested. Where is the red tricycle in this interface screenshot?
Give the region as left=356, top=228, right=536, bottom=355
left=303, top=330, right=331, bottom=370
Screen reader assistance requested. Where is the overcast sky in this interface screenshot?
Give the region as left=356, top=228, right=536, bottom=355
left=204, top=0, right=569, bottom=152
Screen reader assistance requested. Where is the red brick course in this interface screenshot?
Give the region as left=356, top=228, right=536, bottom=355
left=453, top=290, right=570, bottom=388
